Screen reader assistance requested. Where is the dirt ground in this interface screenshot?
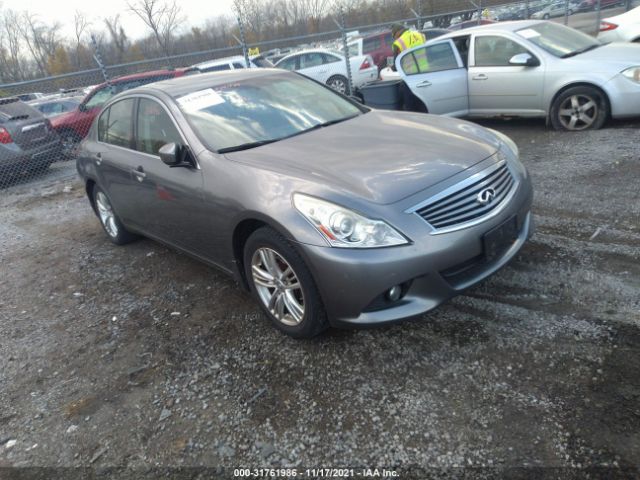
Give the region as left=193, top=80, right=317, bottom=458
left=0, top=118, right=639, bottom=479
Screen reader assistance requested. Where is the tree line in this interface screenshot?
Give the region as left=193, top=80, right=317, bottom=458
left=0, top=0, right=510, bottom=84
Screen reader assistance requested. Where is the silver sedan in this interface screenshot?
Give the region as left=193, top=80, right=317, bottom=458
left=395, top=20, right=640, bottom=130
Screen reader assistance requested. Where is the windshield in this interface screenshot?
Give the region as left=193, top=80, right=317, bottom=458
left=516, top=22, right=601, bottom=58
left=176, top=73, right=364, bottom=153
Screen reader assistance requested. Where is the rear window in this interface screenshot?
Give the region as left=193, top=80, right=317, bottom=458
left=0, top=99, right=41, bottom=123
left=252, top=56, right=274, bottom=68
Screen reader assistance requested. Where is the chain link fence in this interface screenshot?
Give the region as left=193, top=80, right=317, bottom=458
left=0, top=0, right=637, bottom=189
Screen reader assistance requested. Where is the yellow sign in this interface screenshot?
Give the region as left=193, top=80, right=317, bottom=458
left=248, top=47, right=260, bottom=56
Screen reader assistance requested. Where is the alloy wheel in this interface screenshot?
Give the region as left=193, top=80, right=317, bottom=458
left=251, top=247, right=305, bottom=326
left=558, top=94, right=599, bottom=131
left=329, top=78, right=347, bottom=94
left=95, top=191, right=119, bottom=238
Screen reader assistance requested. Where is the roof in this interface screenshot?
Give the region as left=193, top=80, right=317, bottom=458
left=436, top=19, right=544, bottom=39
left=127, top=68, right=286, bottom=98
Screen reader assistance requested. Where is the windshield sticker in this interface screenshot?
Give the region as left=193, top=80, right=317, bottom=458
left=177, top=89, right=225, bottom=111
left=518, top=29, right=541, bottom=39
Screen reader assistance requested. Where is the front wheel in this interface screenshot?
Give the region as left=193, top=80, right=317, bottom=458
left=93, top=186, right=138, bottom=245
left=244, top=227, right=328, bottom=338
left=327, top=75, right=349, bottom=95
left=550, top=86, right=609, bottom=131
left=543, top=13, right=550, bottom=19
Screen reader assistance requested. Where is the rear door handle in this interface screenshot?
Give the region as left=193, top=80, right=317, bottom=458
left=472, top=74, right=488, bottom=81
left=416, top=80, right=432, bottom=88
left=132, top=166, right=146, bottom=182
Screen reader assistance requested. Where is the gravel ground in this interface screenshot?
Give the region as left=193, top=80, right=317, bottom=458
left=0, top=119, right=639, bottom=479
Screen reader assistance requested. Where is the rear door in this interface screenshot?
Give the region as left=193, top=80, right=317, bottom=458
left=297, top=52, right=332, bottom=83
left=468, top=33, right=545, bottom=116
left=398, top=39, right=469, bottom=116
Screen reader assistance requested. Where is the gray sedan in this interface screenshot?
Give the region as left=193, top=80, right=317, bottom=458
left=77, top=70, right=533, bottom=338
left=396, top=20, right=640, bottom=130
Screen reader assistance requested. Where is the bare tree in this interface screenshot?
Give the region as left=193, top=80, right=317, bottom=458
left=18, top=13, right=62, bottom=75
left=104, top=15, right=129, bottom=63
left=127, top=0, right=184, bottom=58
left=73, top=11, right=90, bottom=50
left=0, top=9, right=27, bottom=81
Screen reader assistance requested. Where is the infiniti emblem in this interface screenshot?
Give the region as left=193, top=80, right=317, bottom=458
left=476, top=188, right=496, bottom=205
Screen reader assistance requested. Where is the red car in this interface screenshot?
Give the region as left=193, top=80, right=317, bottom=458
left=52, top=69, right=187, bottom=154
left=347, top=31, right=394, bottom=71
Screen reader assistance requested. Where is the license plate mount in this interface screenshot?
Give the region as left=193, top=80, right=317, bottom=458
left=483, top=216, right=518, bottom=263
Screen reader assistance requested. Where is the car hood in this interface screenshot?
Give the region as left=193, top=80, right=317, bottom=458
left=227, top=111, right=501, bottom=205
left=568, top=43, right=640, bottom=69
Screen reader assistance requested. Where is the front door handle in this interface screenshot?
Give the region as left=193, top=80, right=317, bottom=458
left=132, top=166, right=146, bottom=182
left=416, top=80, right=432, bottom=88
left=472, top=74, right=488, bottom=81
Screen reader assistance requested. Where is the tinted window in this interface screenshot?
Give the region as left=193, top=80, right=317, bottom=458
left=300, top=53, right=324, bottom=69
left=363, top=36, right=382, bottom=53
left=232, top=62, right=245, bottom=69
left=277, top=56, right=297, bottom=71
left=102, top=99, right=134, bottom=148
left=475, top=36, right=529, bottom=66
left=201, top=64, right=232, bottom=72
left=401, top=42, right=459, bottom=75
left=177, top=73, right=364, bottom=152
left=323, top=54, right=341, bottom=64
left=136, top=98, right=182, bottom=155
left=252, top=57, right=275, bottom=68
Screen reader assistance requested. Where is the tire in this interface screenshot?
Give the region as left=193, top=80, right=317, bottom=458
left=92, top=186, right=138, bottom=245
left=326, top=75, right=349, bottom=95
left=243, top=227, right=329, bottom=338
left=543, top=13, right=550, bottom=19
left=550, top=86, right=609, bottom=131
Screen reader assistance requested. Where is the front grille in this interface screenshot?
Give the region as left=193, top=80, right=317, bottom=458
left=415, top=161, right=515, bottom=231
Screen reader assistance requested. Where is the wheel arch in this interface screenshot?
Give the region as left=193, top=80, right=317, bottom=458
left=85, top=178, right=98, bottom=215
left=547, top=81, right=611, bottom=123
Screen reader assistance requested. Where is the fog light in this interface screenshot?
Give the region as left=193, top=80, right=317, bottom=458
left=387, top=285, right=402, bottom=302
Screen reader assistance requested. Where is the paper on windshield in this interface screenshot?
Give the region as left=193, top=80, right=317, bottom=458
left=177, top=88, right=225, bottom=111
left=518, top=28, right=541, bottom=39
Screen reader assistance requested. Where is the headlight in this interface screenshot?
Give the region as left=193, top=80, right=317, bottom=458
left=293, top=194, right=408, bottom=248
left=622, top=67, right=640, bottom=83
left=489, top=128, right=519, bottom=157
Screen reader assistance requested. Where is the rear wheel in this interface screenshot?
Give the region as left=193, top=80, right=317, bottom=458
left=543, top=13, right=550, bottom=19
left=327, top=75, right=349, bottom=95
left=550, top=86, right=608, bottom=131
left=93, top=186, right=138, bottom=245
left=243, top=227, right=328, bottom=338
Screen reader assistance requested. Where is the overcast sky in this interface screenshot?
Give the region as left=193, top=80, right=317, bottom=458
left=1, top=0, right=237, bottom=40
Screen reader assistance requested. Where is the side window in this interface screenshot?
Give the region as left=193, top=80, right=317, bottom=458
left=84, top=86, right=116, bottom=110
left=103, top=99, right=134, bottom=148
left=202, top=64, right=232, bottom=72
left=300, top=53, right=324, bottom=69
left=474, top=35, right=529, bottom=67
left=97, top=108, right=109, bottom=142
left=278, top=56, right=297, bottom=71
left=322, top=54, right=341, bottom=64
left=232, top=62, right=245, bottom=69
left=135, top=98, right=182, bottom=155
left=401, top=42, right=459, bottom=75
left=363, top=36, right=382, bottom=53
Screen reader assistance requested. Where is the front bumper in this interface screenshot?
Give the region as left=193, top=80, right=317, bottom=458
left=297, top=177, right=534, bottom=327
left=606, top=74, right=640, bottom=119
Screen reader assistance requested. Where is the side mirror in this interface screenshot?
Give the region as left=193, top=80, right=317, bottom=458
left=509, top=53, right=540, bottom=67
left=159, top=142, right=180, bottom=166
left=159, top=142, right=195, bottom=168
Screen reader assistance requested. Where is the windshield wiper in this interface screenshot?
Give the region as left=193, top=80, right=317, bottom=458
left=561, top=44, right=601, bottom=59
left=217, top=115, right=360, bottom=153
left=217, top=139, right=278, bottom=153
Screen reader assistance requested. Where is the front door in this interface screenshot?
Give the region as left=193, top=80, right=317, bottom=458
left=399, top=40, right=469, bottom=116
left=468, top=34, right=545, bottom=116
left=124, top=97, right=209, bottom=255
